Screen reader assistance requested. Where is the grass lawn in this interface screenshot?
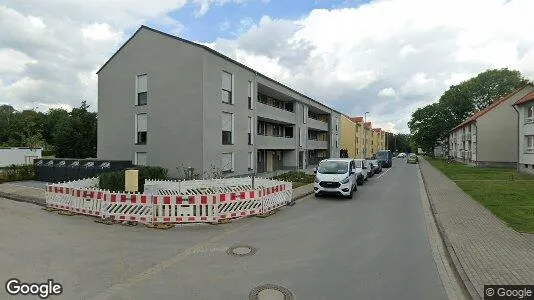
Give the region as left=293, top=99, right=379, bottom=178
left=426, top=157, right=534, bottom=233
left=271, top=171, right=315, bottom=189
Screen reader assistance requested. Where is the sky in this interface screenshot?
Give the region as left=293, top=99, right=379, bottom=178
left=1, top=0, right=534, bottom=133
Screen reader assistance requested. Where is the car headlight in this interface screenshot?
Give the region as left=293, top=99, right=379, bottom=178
left=314, top=177, right=320, bottom=183
left=340, top=176, right=350, bottom=184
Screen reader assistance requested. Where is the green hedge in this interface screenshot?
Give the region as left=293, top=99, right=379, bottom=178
left=0, top=164, right=36, bottom=183
left=98, top=166, right=168, bottom=192
left=272, top=171, right=315, bottom=184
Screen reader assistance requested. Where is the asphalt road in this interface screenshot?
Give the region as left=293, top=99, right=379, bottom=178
left=0, top=159, right=447, bottom=300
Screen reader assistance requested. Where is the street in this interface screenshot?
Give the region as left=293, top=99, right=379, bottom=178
left=0, top=160, right=448, bottom=300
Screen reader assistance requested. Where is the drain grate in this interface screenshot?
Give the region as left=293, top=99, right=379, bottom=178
left=226, top=245, right=257, bottom=257
left=249, top=284, right=293, bottom=300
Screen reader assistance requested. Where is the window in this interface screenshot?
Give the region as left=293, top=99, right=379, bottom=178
left=526, top=136, right=534, bottom=153
left=248, top=81, right=253, bottom=109
left=356, top=137, right=359, bottom=143
left=248, top=152, right=253, bottom=170
left=356, top=148, right=359, bottom=155
left=284, top=126, right=293, bottom=138
left=136, top=114, right=147, bottom=144
left=336, top=135, right=339, bottom=148
left=257, top=121, right=265, bottom=135
left=136, top=74, right=148, bottom=106
left=273, top=124, right=282, bottom=137
left=221, top=153, right=233, bottom=172
left=526, top=106, right=534, bottom=123
left=135, top=152, right=147, bottom=166
left=222, top=71, right=232, bottom=104
left=303, top=105, right=307, bottom=123
left=248, top=117, right=253, bottom=145
left=299, top=127, right=304, bottom=147
left=222, top=112, right=233, bottom=145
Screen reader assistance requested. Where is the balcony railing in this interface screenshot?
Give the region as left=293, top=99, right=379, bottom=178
left=307, top=117, right=328, bottom=131
left=307, top=139, right=328, bottom=149
left=257, top=102, right=296, bottom=124
left=256, top=135, right=295, bottom=149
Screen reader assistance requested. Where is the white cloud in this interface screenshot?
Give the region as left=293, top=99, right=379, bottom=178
left=378, top=87, right=396, bottom=98
left=2, top=0, right=534, bottom=134
left=219, top=20, right=231, bottom=31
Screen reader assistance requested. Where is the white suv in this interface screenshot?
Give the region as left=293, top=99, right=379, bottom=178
left=314, top=159, right=358, bottom=198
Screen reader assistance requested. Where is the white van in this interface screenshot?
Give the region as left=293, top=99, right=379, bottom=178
left=313, top=158, right=358, bottom=198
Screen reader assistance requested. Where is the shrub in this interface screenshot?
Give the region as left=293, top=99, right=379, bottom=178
left=272, top=171, right=314, bottom=183
left=98, top=166, right=168, bottom=192
left=0, top=164, right=36, bottom=183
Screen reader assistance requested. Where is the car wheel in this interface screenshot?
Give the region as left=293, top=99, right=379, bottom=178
left=364, top=176, right=368, bottom=181
left=314, top=193, right=320, bottom=198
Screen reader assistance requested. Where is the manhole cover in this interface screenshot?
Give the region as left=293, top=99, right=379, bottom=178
left=227, top=245, right=257, bottom=257
left=249, top=284, right=293, bottom=300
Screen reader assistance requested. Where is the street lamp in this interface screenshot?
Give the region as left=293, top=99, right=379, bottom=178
left=364, top=112, right=369, bottom=159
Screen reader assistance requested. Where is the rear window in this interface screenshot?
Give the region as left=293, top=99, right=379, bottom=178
left=377, top=151, right=390, bottom=159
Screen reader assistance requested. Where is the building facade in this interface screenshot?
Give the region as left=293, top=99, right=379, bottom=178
left=97, top=26, right=340, bottom=178
left=449, top=85, right=534, bottom=167
left=513, top=88, right=534, bottom=174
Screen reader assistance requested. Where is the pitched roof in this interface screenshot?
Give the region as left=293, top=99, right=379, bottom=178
left=452, top=86, right=530, bottom=131
left=364, top=122, right=372, bottom=129
left=96, top=26, right=344, bottom=116
left=373, top=128, right=381, bottom=132
left=514, top=91, right=534, bottom=106
left=350, top=116, right=363, bottom=123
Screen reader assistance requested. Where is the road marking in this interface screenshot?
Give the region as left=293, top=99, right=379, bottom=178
left=88, top=219, right=259, bottom=300
left=418, top=169, right=468, bottom=300
left=376, top=166, right=393, bottom=179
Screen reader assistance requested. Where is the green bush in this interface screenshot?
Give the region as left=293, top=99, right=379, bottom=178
left=0, top=164, right=35, bottom=183
left=272, top=171, right=314, bottom=184
left=98, top=166, right=168, bottom=192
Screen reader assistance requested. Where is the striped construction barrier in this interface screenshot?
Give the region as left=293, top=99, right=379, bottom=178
left=102, top=193, right=152, bottom=223
left=152, top=194, right=218, bottom=223
left=217, top=190, right=263, bottom=220
left=45, top=177, right=293, bottom=225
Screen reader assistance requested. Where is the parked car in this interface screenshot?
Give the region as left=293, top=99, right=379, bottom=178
left=376, top=150, right=392, bottom=168
left=407, top=153, right=418, bottom=164
left=353, top=158, right=371, bottom=185
left=369, top=159, right=382, bottom=174
left=313, top=158, right=358, bottom=198
left=397, top=153, right=407, bottom=158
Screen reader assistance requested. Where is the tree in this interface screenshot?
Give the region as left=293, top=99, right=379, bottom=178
left=409, top=68, right=530, bottom=153
left=52, top=101, right=97, bottom=158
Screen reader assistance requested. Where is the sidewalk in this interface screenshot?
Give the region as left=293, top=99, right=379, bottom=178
left=419, top=157, right=534, bottom=299
left=0, top=181, right=46, bottom=206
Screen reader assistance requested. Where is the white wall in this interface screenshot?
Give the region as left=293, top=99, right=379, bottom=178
left=0, top=148, right=42, bottom=167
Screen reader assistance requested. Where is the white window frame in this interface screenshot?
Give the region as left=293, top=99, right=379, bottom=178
left=135, top=74, right=148, bottom=106
left=526, top=106, right=534, bottom=124
left=303, top=105, right=307, bottom=124
left=526, top=135, right=534, bottom=153
left=135, top=152, right=147, bottom=166
left=222, top=71, right=233, bottom=104
left=135, top=113, right=147, bottom=144
left=248, top=81, right=253, bottom=110
left=222, top=112, right=234, bottom=145
left=248, top=116, right=254, bottom=145
left=221, top=152, right=234, bottom=172
left=248, top=151, right=253, bottom=170
left=299, top=127, right=304, bottom=147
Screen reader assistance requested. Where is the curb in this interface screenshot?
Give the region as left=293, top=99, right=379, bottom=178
left=290, top=183, right=314, bottom=204
left=0, top=191, right=46, bottom=207
left=419, top=162, right=481, bottom=300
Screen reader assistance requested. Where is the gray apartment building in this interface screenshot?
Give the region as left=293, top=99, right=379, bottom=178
left=97, top=26, right=340, bottom=178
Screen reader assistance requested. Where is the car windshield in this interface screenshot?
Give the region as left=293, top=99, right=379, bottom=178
left=317, top=161, right=349, bottom=174
left=376, top=151, right=389, bottom=159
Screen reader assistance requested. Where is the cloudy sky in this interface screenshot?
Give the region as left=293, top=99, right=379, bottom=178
left=1, top=0, right=534, bottom=133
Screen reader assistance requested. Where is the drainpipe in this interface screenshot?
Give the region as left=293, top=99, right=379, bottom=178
left=253, top=71, right=258, bottom=187
left=513, top=104, right=520, bottom=172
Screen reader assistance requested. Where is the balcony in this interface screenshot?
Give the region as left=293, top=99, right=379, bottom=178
left=257, top=102, right=296, bottom=125
left=307, top=117, right=329, bottom=131
left=256, top=135, right=295, bottom=150
left=307, top=139, right=328, bottom=150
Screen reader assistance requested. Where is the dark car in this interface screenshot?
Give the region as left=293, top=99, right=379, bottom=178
left=375, top=150, right=392, bottom=168
left=369, top=159, right=382, bottom=174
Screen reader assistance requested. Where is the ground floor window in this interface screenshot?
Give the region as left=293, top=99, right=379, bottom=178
left=221, top=152, right=233, bottom=172
left=135, top=152, right=147, bottom=166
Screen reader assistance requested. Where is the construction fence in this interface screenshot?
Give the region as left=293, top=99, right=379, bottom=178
left=45, top=177, right=292, bottom=225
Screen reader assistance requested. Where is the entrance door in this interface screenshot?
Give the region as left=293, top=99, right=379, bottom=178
left=266, top=151, right=274, bottom=172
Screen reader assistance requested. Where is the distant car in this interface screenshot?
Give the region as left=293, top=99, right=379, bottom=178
left=353, top=159, right=371, bottom=185
left=376, top=150, right=392, bottom=168
left=366, top=160, right=375, bottom=178
left=369, top=159, right=382, bottom=174
left=397, top=153, right=407, bottom=158
left=407, top=153, right=418, bottom=164
left=313, top=158, right=358, bottom=198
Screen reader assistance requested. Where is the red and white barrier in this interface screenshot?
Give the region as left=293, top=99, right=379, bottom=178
left=45, top=177, right=293, bottom=225
left=102, top=193, right=152, bottom=223
left=151, top=194, right=218, bottom=223
left=217, top=190, right=263, bottom=220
